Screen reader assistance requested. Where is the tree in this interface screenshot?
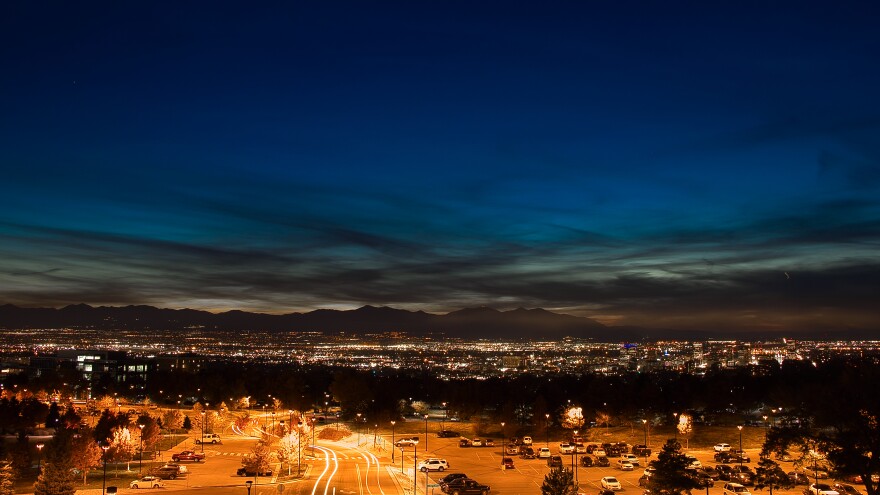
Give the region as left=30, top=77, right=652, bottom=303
left=69, top=431, right=103, bottom=485
left=648, top=439, right=700, bottom=495
left=32, top=429, right=77, bottom=495
left=182, top=415, right=192, bottom=432
left=109, top=427, right=135, bottom=471
left=276, top=433, right=298, bottom=476
left=0, top=462, right=15, bottom=495
left=677, top=414, right=693, bottom=450
left=560, top=406, right=584, bottom=430
left=754, top=456, right=794, bottom=495
left=242, top=440, right=272, bottom=474
left=541, top=466, right=576, bottom=495
left=162, top=409, right=183, bottom=431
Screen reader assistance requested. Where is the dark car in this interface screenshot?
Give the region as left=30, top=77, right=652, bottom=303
left=581, top=456, right=594, bottom=467
left=632, top=445, right=652, bottom=457
left=501, top=457, right=515, bottom=470
left=696, top=467, right=721, bottom=480
left=150, top=466, right=179, bottom=480
left=459, top=439, right=471, bottom=448
left=595, top=456, right=611, bottom=467
left=485, top=439, right=496, bottom=447
left=237, top=467, right=272, bottom=476
left=521, top=447, right=536, bottom=459
left=548, top=455, right=563, bottom=467
left=586, top=444, right=600, bottom=454
left=439, top=430, right=460, bottom=438
left=639, top=475, right=650, bottom=487
left=439, top=473, right=469, bottom=489
left=716, top=465, right=738, bottom=480
left=690, top=470, right=715, bottom=487
left=599, top=490, right=616, bottom=495
left=833, top=484, right=861, bottom=495
left=788, top=472, right=811, bottom=485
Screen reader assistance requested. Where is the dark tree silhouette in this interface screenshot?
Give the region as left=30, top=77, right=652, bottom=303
left=541, top=466, right=576, bottom=495
left=648, top=439, right=700, bottom=495
left=754, top=456, right=793, bottom=495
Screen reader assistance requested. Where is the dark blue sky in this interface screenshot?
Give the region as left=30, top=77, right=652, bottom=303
left=2, top=2, right=879, bottom=332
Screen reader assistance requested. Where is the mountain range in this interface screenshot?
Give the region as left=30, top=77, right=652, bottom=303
left=0, top=303, right=639, bottom=339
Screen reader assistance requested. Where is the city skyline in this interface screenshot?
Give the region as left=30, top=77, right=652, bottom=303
left=2, top=2, right=879, bottom=334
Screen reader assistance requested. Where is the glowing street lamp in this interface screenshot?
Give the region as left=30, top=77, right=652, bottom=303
left=424, top=414, right=429, bottom=452
left=501, top=422, right=506, bottom=457
left=36, top=443, right=44, bottom=470
left=391, top=420, right=397, bottom=461
left=101, top=444, right=110, bottom=495
left=138, top=424, right=145, bottom=474
left=737, top=425, right=744, bottom=468
left=545, top=413, right=551, bottom=447
left=357, top=413, right=362, bottom=445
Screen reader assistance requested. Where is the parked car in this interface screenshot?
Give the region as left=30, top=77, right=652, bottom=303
left=621, top=453, right=640, bottom=466
left=715, top=443, right=732, bottom=452
left=130, top=476, right=165, bottom=489
left=522, top=436, right=533, bottom=445
left=444, top=479, right=490, bottom=495
left=538, top=447, right=552, bottom=459
left=833, top=484, right=861, bottom=495
left=237, top=467, right=273, bottom=476
left=695, top=467, right=720, bottom=481
left=716, top=465, right=738, bottom=481
left=171, top=450, right=205, bottom=462
left=575, top=443, right=587, bottom=454
left=601, top=477, right=622, bottom=491
left=485, top=439, right=495, bottom=447
left=396, top=437, right=420, bottom=447
left=639, top=475, right=650, bottom=487
left=507, top=445, right=520, bottom=455
left=438, top=473, right=468, bottom=489
left=418, top=458, right=449, bottom=472
left=686, top=456, right=702, bottom=468
left=559, top=443, right=574, bottom=454
left=723, top=483, right=751, bottom=495
left=581, top=456, right=594, bottom=467
left=616, top=459, right=634, bottom=471
left=520, top=447, right=536, bottom=459
left=195, top=433, right=221, bottom=444
left=438, top=430, right=460, bottom=438
left=150, top=466, right=180, bottom=480
left=548, top=455, right=563, bottom=467
left=459, top=438, right=472, bottom=448
left=595, top=456, right=611, bottom=467
left=690, top=470, right=716, bottom=487
left=788, top=472, right=811, bottom=485
left=797, top=466, right=830, bottom=479
left=501, top=457, right=515, bottom=469
left=632, top=445, right=652, bottom=457
left=809, top=484, right=840, bottom=495
left=471, top=438, right=483, bottom=447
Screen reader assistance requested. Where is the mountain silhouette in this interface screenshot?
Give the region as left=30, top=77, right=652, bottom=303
left=0, top=303, right=613, bottom=339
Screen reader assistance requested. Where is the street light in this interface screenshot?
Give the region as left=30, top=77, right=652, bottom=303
left=138, top=424, right=145, bottom=474
left=101, top=444, right=110, bottom=495
left=36, top=443, right=44, bottom=471
left=673, top=413, right=679, bottom=442
left=573, top=429, right=579, bottom=482
left=391, top=420, right=397, bottom=462
left=642, top=419, right=648, bottom=463
left=545, top=413, right=550, bottom=447
left=357, top=413, right=362, bottom=445
left=246, top=480, right=253, bottom=495
left=737, top=425, right=744, bottom=468
left=501, top=422, right=506, bottom=457
left=424, top=414, right=429, bottom=452
left=200, top=411, right=206, bottom=452
left=441, top=402, right=447, bottom=431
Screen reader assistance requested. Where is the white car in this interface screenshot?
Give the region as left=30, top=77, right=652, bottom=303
left=622, top=453, right=640, bottom=466
left=559, top=443, right=574, bottom=454
left=601, top=477, right=622, bottom=491
left=471, top=438, right=483, bottom=447
left=395, top=437, right=420, bottom=447
left=686, top=456, right=702, bottom=468
left=595, top=448, right=607, bottom=457
left=575, top=443, right=587, bottom=454
left=196, top=433, right=221, bottom=444
left=522, top=436, right=533, bottom=445
left=616, top=459, right=634, bottom=471
left=715, top=443, right=732, bottom=452
left=130, top=476, right=165, bottom=489
left=723, top=483, right=752, bottom=495
left=538, top=447, right=552, bottom=458
left=418, top=458, right=449, bottom=472
left=810, top=484, right=840, bottom=495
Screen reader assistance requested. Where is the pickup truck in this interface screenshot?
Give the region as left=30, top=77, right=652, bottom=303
left=443, top=479, right=490, bottom=495
left=171, top=450, right=206, bottom=462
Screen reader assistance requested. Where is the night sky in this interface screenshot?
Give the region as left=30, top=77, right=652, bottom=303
left=2, top=2, right=879, bottom=332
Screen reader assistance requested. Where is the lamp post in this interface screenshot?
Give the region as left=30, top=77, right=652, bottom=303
left=200, top=411, right=206, bottom=452
left=441, top=402, right=447, bottom=431
left=424, top=414, right=429, bottom=453
left=357, top=413, right=362, bottom=445
left=763, top=415, right=768, bottom=428
left=573, top=429, right=579, bottom=482
left=545, top=413, right=550, bottom=447
left=36, top=443, right=44, bottom=471
left=138, top=423, right=145, bottom=474
left=101, top=444, right=109, bottom=495
left=391, top=421, right=397, bottom=462
left=246, top=480, right=253, bottom=495
left=642, top=419, right=648, bottom=464
left=272, top=411, right=276, bottom=434
left=737, top=425, right=744, bottom=468
left=673, top=413, right=679, bottom=442
left=501, top=422, right=506, bottom=458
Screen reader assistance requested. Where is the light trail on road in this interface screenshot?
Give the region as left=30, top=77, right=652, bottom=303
left=312, top=446, right=340, bottom=495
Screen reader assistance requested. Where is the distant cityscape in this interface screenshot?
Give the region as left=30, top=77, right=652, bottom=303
left=2, top=326, right=879, bottom=386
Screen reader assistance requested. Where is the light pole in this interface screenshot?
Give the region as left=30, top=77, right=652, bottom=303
left=737, top=425, right=744, bottom=468
left=200, top=411, right=206, bottom=452
left=101, top=444, right=109, bottom=495
left=246, top=480, right=253, bottom=495
left=36, top=443, right=44, bottom=471
left=272, top=411, right=276, bottom=434
left=673, top=413, right=679, bottom=442
left=763, top=415, right=768, bottom=428
left=501, top=422, right=506, bottom=458
left=545, top=413, right=550, bottom=447
left=573, top=429, right=579, bottom=482
left=642, top=419, right=648, bottom=464
left=297, top=421, right=303, bottom=476
left=441, top=402, right=447, bottom=431
left=357, top=413, right=362, bottom=445
left=424, top=414, right=429, bottom=453
left=138, top=423, right=145, bottom=474
left=391, top=421, right=397, bottom=462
